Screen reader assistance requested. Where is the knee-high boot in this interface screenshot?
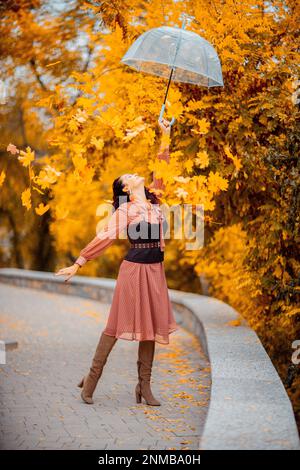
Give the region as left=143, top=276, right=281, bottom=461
left=78, top=332, right=118, bottom=404
left=135, top=340, right=161, bottom=406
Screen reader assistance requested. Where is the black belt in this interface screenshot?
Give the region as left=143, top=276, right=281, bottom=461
left=130, top=241, right=160, bottom=248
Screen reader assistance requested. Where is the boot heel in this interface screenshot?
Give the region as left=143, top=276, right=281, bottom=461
left=135, top=385, right=142, bottom=403
left=81, top=390, right=94, bottom=405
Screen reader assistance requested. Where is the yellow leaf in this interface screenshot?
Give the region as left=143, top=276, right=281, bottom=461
left=195, top=150, right=209, bottom=169
left=34, top=165, right=61, bottom=189
left=224, top=145, right=242, bottom=172
left=74, top=108, right=88, bottom=123
left=21, top=188, right=31, bottom=210
left=122, top=122, right=147, bottom=143
left=175, top=187, right=189, bottom=200
left=18, top=147, right=35, bottom=167
left=90, top=136, right=104, bottom=150
left=7, top=143, right=19, bottom=154
left=208, top=171, right=228, bottom=193
left=68, top=119, right=79, bottom=132
left=286, top=308, right=300, bottom=317
left=72, top=154, right=87, bottom=172
left=273, top=264, right=282, bottom=278
left=184, top=159, right=194, bottom=172
left=173, top=176, right=190, bottom=183
left=227, top=319, right=241, bottom=327
left=192, top=118, right=210, bottom=135
left=55, top=203, right=69, bottom=220
left=35, top=203, right=50, bottom=216
left=0, top=170, right=6, bottom=187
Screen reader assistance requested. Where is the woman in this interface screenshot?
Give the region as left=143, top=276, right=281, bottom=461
left=55, top=118, right=179, bottom=407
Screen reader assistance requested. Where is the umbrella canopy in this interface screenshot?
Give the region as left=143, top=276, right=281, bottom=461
left=121, top=14, right=224, bottom=126
left=121, top=25, right=223, bottom=87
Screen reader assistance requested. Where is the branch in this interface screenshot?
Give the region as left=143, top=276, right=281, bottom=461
left=30, top=58, right=48, bottom=92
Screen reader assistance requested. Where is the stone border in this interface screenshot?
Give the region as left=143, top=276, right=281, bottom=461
left=2, top=340, right=18, bottom=351
left=0, top=268, right=299, bottom=450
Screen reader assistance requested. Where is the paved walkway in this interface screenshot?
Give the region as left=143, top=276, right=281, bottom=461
left=0, top=283, right=210, bottom=450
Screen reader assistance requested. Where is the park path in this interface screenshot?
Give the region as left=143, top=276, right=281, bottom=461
left=0, top=282, right=210, bottom=450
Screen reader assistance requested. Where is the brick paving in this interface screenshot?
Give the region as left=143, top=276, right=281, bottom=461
left=0, top=283, right=211, bottom=450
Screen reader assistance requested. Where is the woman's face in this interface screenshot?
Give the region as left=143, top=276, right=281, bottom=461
left=120, top=173, right=145, bottom=191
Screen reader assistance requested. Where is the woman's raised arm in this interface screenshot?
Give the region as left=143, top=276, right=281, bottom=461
left=152, top=118, right=171, bottom=191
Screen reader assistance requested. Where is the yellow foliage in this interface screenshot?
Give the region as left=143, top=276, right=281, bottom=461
left=21, top=188, right=31, bottom=210
left=90, top=136, right=104, bottom=150
left=1, top=0, right=299, bottom=430
left=0, top=170, right=6, bottom=187
left=18, top=147, right=35, bottom=167
left=195, top=150, right=209, bottom=169
left=35, top=203, right=50, bottom=216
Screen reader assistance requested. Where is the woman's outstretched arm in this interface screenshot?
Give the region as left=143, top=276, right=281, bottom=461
left=152, top=118, right=171, bottom=192
left=55, top=202, right=131, bottom=282
left=74, top=202, right=130, bottom=267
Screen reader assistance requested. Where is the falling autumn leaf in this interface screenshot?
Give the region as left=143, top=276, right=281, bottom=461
left=21, top=188, right=31, bottom=210
left=18, top=147, right=35, bottom=167
left=0, top=170, right=6, bottom=187
left=7, top=143, right=19, bottom=154
left=35, top=203, right=50, bottom=215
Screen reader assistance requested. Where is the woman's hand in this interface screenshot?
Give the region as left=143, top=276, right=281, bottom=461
left=158, top=117, right=171, bottom=135
left=54, top=263, right=79, bottom=282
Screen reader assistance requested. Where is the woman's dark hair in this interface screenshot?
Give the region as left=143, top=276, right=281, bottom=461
left=112, top=175, right=160, bottom=211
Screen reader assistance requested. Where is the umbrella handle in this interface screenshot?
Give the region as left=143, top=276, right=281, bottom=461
left=159, top=104, right=176, bottom=127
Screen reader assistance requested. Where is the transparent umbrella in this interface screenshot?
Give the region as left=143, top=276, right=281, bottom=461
left=121, top=13, right=224, bottom=126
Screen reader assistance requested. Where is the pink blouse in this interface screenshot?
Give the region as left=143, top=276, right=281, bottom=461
left=75, top=146, right=170, bottom=267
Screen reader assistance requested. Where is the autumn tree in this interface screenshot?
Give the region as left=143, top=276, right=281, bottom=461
left=1, top=0, right=299, bottom=427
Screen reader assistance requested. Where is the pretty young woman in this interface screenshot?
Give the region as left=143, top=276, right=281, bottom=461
left=55, top=118, right=179, bottom=406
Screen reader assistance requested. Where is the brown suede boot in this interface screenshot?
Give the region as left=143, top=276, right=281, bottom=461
left=135, top=340, right=161, bottom=406
left=78, top=332, right=118, bottom=404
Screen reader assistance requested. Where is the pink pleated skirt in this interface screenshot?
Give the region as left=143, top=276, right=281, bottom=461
left=103, top=259, right=179, bottom=344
